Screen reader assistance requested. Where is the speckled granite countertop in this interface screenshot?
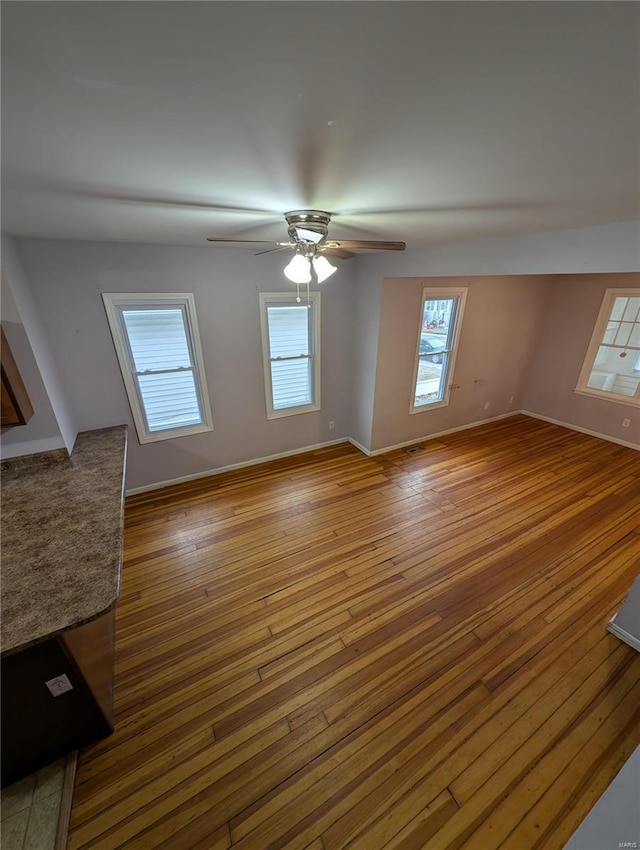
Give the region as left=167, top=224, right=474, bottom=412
left=1, top=426, right=127, bottom=656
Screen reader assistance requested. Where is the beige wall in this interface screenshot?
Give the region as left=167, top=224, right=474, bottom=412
left=370, top=275, right=550, bottom=452
left=523, top=272, right=640, bottom=443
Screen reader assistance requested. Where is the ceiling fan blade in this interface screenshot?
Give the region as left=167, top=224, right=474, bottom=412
left=254, top=245, right=293, bottom=256
left=325, top=240, right=406, bottom=251
left=206, top=238, right=288, bottom=244
left=320, top=247, right=356, bottom=260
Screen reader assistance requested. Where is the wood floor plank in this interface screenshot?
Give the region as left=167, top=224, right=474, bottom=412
left=68, top=415, right=640, bottom=850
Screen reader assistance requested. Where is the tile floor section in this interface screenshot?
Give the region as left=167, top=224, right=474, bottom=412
left=1, top=759, right=65, bottom=850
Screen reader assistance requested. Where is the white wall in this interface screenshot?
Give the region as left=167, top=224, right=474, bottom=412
left=349, top=265, right=382, bottom=450
left=1, top=234, right=77, bottom=456
left=356, top=220, right=640, bottom=279
left=14, top=238, right=354, bottom=489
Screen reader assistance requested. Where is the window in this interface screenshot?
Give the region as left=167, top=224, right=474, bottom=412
left=411, top=287, right=467, bottom=412
left=102, top=293, right=213, bottom=443
left=259, top=292, right=320, bottom=418
left=575, top=289, right=640, bottom=407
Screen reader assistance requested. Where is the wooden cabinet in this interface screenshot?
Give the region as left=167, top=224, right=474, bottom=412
left=1, top=327, right=34, bottom=427
left=1, top=609, right=116, bottom=787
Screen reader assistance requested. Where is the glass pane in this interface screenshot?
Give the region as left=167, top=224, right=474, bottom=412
left=615, top=322, right=633, bottom=346
left=122, top=308, right=193, bottom=372
left=602, top=322, right=618, bottom=344
left=586, top=368, right=614, bottom=391
left=271, top=359, right=312, bottom=409
left=593, top=344, right=619, bottom=369
left=267, top=306, right=310, bottom=358
left=414, top=354, right=446, bottom=407
left=610, top=298, right=627, bottom=321
left=614, top=375, right=640, bottom=396
left=629, top=324, right=640, bottom=347
left=421, top=298, right=454, bottom=340
left=622, top=297, right=640, bottom=322
left=138, top=371, right=202, bottom=431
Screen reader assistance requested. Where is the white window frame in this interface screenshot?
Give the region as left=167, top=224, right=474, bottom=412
left=102, top=292, right=213, bottom=443
left=575, top=288, right=640, bottom=408
left=259, top=292, right=321, bottom=419
left=410, top=287, right=467, bottom=414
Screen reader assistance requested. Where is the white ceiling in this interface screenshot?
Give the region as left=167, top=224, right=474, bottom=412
left=2, top=1, right=639, bottom=250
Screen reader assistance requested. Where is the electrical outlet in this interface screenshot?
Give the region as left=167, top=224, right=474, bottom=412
left=484, top=402, right=490, bottom=411
left=329, top=420, right=335, bottom=430
left=622, top=419, right=630, bottom=428
left=509, top=396, right=514, bottom=405
left=45, top=674, right=73, bottom=697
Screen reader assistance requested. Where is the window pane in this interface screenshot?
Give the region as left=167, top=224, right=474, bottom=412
left=271, top=359, right=312, bottom=409
left=122, top=308, right=193, bottom=372
left=267, top=306, right=310, bottom=358
left=138, top=371, right=202, bottom=431
left=622, top=297, right=640, bottom=322
left=414, top=354, right=448, bottom=406
left=610, top=298, right=627, bottom=321
left=422, top=298, right=454, bottom=335
left=614, top=322, right=633, bottom=346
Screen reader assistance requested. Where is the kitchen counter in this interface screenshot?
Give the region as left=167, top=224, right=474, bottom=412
left=1, top=425, right=127, bottom=786
left=1, top=425, right=127, bottom=655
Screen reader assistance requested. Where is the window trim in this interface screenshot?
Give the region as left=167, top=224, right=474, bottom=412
left=410, top=287, right=467, bottom=414
left=259, top=291, right=321, bottom=420
left=574, top=287, right=640, bottom=408
left=102, top=292, right=214, bottom=443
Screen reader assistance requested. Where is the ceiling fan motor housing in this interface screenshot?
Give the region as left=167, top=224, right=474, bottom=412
left=285, top=210, right=332, bottom=244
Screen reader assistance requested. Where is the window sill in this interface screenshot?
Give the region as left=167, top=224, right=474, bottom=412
left=137, top=422, right=214, bottom=444
left=409, top=399, right=449, bottom=415
left=267, top=403, right=321, bottom=420
left=573, top=388, right=639, bottom=409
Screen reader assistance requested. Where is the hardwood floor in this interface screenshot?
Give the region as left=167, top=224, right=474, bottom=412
left=68, top=414, right=640, bottom=850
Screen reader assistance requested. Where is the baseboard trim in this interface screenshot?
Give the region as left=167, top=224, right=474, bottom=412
left=365, top=411, right=520, bottom=457
left=126, top=410, right=637, bottom=494
left=607, top=619, right=640, bottom=653
left=126, top=437, right=350, bottom=495
left=521, top=410, right=639, bottom=450
left=348, top=437, right=372, bottom=457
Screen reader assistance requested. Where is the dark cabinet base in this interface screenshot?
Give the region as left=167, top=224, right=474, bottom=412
left=1, top=632, right=113, bottom=788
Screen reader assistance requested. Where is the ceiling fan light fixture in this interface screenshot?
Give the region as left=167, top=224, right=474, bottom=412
left=312, top=255, right=337, bottom=282
left=294, top=226, right=324, bottom=244
left=283, top=253, right=311, bottom=284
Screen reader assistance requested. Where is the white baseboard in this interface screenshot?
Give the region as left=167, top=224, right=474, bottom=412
left=348, top=437, right=372, bottom=457
left=126, top=409, right=637, bottom=495
left=364, top=411, right=520, bottom=457
left=521, top=410, right=639, bottom=451
left=607, top=618, right=640, bottom=653
left=126, top=437, right=350, bottom=495
left=0, top=436, right=67, bottom=459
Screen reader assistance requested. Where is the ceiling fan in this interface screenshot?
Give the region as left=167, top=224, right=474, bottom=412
left=206, top=210, right=406, bottom=283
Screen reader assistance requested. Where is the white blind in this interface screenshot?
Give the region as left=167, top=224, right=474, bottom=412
left=266, top=305, right=313, bottom=410
left=121, top=307, right=202, bottom=431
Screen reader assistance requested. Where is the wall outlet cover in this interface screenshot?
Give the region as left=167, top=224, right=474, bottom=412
left=45, top=674, right=73, bottom=697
